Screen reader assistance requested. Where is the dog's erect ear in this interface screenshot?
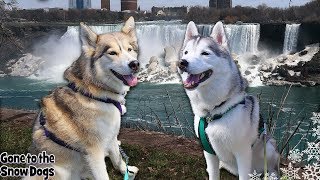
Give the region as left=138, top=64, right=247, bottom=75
left=184, top=21, right=199, bottom=45
left=80, top=22, right=97, bottom=50
left=121, top=16, right=136, bottom=38
left=210, top=21, right=229, bottom=51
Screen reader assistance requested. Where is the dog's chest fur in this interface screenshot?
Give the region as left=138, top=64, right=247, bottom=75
left=40, top=87, right=122, bottom=150
left=195, top=107, right=256, bottom=162
left=76, top=96, right=122, bottom=150
left=94, top=102, right=121, bottom=146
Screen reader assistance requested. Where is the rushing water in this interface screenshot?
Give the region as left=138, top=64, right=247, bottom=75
left=225, top=24, right=260, bottom=54
left=31, top=21, right=262, bottom=83
left=283, top=24, right=300, bottom=54
left=0, top=77, right=319, bottom=151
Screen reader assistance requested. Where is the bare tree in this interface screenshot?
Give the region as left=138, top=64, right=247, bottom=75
left=0, top=0, right=23, bottom=51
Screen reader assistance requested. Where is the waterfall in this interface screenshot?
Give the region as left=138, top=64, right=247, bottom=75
left=30, top=21, right=262, bottom=83
left=283, top=24, right=300, bottom=54
left=62, top=22, right=260, bottom=64
left=198, top=24, right=213, bottom=36
left=135, top=22, right=186, bottom=65
left=224, top=24, right=260, bottom=54
left=61, top=21, right=187, bottom=65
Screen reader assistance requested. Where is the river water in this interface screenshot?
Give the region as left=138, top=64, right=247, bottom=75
left=0, top=77, right=319, bottom=152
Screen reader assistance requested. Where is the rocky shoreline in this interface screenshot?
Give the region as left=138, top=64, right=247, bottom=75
left=1, top=22, right=320, bottom=87
left=0, top=23, right=67, bottom=75
left=2, top=44, right=319, bottom=87
left=260, top=44, right=320, bottom=86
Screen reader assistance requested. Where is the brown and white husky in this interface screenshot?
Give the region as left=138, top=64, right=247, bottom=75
left=25, top=17, right=140, bottom=180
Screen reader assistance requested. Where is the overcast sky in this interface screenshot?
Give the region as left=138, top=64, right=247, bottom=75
left=14, top=0, right=310, bottom=11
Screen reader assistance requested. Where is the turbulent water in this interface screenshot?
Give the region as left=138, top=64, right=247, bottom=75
left=225, top=24, right=260, bottom=54
left=31, top=21, right=262, bottom=83
left=283, top=24, right=300, bottom=54
left=26, top=21, right=309, bottom=88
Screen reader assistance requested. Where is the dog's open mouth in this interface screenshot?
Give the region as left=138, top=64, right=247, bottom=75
left=111, top=69, right=138, bottom=87
left=183, top=69, right=213, bottom=89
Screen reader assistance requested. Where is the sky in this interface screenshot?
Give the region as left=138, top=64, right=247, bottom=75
left=14, top=0, right=310, bottom=11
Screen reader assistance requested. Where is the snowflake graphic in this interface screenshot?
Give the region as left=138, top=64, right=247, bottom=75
left=303, top=142, right=320, bottom=161
left=280, top=163, right=301, bottom=180
left=311, top=112, right=320, bottom=125
left=265, top=172, right=278, bottom=180
left=302, top=163, right=320, bottom=180
left=288, top=149, right=303, bottom=163
left=249, top=170, right=261, bottom=180
left=312, top=125, right=320, bottom=139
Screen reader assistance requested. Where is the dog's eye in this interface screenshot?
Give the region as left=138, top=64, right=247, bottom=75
left=184, top=51, right=188, bottom=55
left=128, top=48, right=132, bottom=52
left=108, top=51, right=117, bottom=56
left=201, top=52, right=210, bottom=56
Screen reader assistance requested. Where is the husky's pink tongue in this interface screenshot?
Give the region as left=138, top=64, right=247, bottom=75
left=123, top=74, right=138, bottom=86
left=184, top=74, right=200, bottom=87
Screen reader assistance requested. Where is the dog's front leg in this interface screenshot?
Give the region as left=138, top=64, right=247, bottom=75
left=85, top=147, right=109, bottom=180
left=235, top=148, right=252, bottom=180
left=204, top=151, right=220, bottom=180
left=109, top=141, right=139, bottom=180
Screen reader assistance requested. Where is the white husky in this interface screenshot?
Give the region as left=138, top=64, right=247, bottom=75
left=178, top=21, right=279, bottom=180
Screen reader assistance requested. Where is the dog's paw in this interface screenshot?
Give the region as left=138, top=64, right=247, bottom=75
left=121, top=105, right=127, bottom=115
left=127, top=166, right=138, bottom=180
left=118, top=140, right=121, bottom=146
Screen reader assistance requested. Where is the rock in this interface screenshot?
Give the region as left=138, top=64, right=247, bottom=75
left=288, top=70, right=295, bottom=77
left=248, top=55, right=261, bottom=65
left=260, top=64, right=272, bottom=72
left=168, top=62, right=177, bottom=74
left=277, top=56, right=287, bottom=63
left=164, top=46, right=179, bottom=73
left=8, top=53, right=43, bottom=77
left=164, top=46, right=178, bottom=65
left=261, top=44, right=320, bottom=86
left=245, top=70, right=251, bottom=75
left=148, top=56, right=159, bottom=73
left=299, top=50, right=308, bottom=56
left=137, top=54, right=181, bottom=84
left=0, top=70, right=6, bottom=77
left=149, top=56, right=159, bottom=64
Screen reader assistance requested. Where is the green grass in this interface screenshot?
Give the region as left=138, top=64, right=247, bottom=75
left=106, top=144, right=208, bottom=179
left=0, top=120, right=236, bottom=179
left=106, top=144, right=236, bottom=179
left=0, top=124, right=33, bottom=155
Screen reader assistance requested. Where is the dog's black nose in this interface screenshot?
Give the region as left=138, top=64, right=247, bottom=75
left=129, top=60, right=140, bottom=72
left=178, top=59, right=189, bottom=71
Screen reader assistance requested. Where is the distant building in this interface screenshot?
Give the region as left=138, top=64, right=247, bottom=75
left=209, top=0, right=232, bottom=9
left=121, top=0, right=137, bottom=11
left=101, top=0, right=110, bottom=10
left=151, top=6, right=187, bottom=16
left=69, top=0, right=91, bottom=9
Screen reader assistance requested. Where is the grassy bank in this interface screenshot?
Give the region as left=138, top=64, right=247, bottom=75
left=0, top=108, right=236, bottom=179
